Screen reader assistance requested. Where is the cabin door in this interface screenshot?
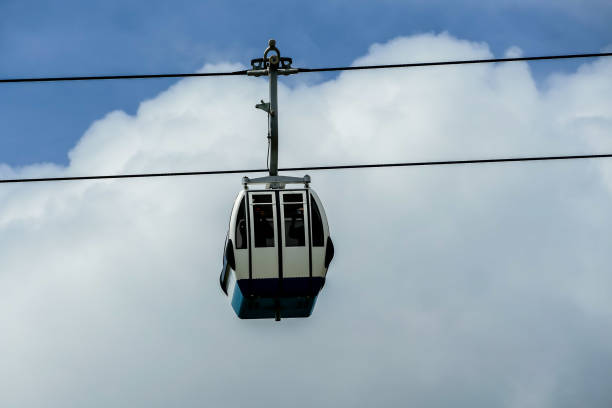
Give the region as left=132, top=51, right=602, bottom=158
left=279, top=191, right=311, bottom=279
left=248, top=191, right=279, bottom=280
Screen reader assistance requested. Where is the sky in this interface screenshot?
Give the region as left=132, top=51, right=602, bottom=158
left=1, top=1, right=612, bottom=407
left=1, top=0, right=612, bottom=165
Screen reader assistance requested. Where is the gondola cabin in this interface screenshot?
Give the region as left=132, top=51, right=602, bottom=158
left=220, top=176, right=333, bottom=320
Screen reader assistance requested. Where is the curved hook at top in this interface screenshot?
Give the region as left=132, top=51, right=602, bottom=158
left=263, top=39, right=281, bottom=66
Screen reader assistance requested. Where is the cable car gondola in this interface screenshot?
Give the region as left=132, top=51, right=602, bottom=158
left=220, top=176, right=334, bottom=319
left=219, top=40, right=334, bottom=320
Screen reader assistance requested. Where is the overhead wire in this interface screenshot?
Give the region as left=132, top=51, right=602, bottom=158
left=1, top=153, right=611, bottom=184
left=1, top=52, right=611, bottom=83
left=0, top=70, right=248, bottom=83
left=297, top=52, right=612, bottom=73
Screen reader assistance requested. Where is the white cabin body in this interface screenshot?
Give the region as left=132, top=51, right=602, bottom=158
left=220, top=187, right=333, bottom=319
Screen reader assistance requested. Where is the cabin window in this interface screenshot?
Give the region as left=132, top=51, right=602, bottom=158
left=283, top=193, right=303, bottom=203
left=235, top=197, right=247, bottom=249
left=253, top=204, right=275, bottom=247
left=252, top=194, right=272, bottom=203
left=283, top=204, right=305, bottom=247
left=310, top=195, right=324, bottom=247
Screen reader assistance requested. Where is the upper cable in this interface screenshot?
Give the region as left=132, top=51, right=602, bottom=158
left=296, top=52, right=612, bottom=73
left=0, top=70, right=249, bottom=84
left=1, top=52, right=611, bottom=84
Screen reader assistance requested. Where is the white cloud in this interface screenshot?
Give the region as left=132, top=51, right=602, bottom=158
left=1, top=33, right=612, bottom=407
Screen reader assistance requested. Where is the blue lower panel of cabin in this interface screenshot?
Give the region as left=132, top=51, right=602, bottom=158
left=231, top=277, right=325, bottom=319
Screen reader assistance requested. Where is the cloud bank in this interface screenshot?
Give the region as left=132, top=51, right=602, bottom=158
left=1, top=33, right=612, bottom=407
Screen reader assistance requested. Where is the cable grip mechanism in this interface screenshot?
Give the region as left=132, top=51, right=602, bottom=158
left=248, top=39, right=298, bottom=76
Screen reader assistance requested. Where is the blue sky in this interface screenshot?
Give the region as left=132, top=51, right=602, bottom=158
left=1, top=0, right=611, bottom=166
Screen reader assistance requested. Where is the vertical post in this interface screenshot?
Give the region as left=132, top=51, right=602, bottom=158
left=266, top=39, right=280, bottom=177
left=250, top=39, right=297, bottom=180
left=268, top=58, right=279, bottom=176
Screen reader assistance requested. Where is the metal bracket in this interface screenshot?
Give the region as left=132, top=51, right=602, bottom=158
left=247, top=66, right=297, bottom=76
left=255, top=100, right=272, bottom=115
left=248, top=39, right=295, bottom=76
left=242, top=175, right=311, bottom=190
left=250, top=57, right=294, bottom=71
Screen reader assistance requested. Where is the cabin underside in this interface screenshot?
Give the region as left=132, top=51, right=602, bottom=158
left=230, top=277, right=325, bottom=319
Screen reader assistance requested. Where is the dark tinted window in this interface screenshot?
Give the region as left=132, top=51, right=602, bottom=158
left=311, top=195, right=324, bottom=247
left=235, top=197, right=247, bottom=249
left=253, top=204, right=275, bottom=247
left=283, top=193, right=303, bottom=203
left=252, top=194, right=272, bottom=203
left=284, top=204, right=305, bottom=247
